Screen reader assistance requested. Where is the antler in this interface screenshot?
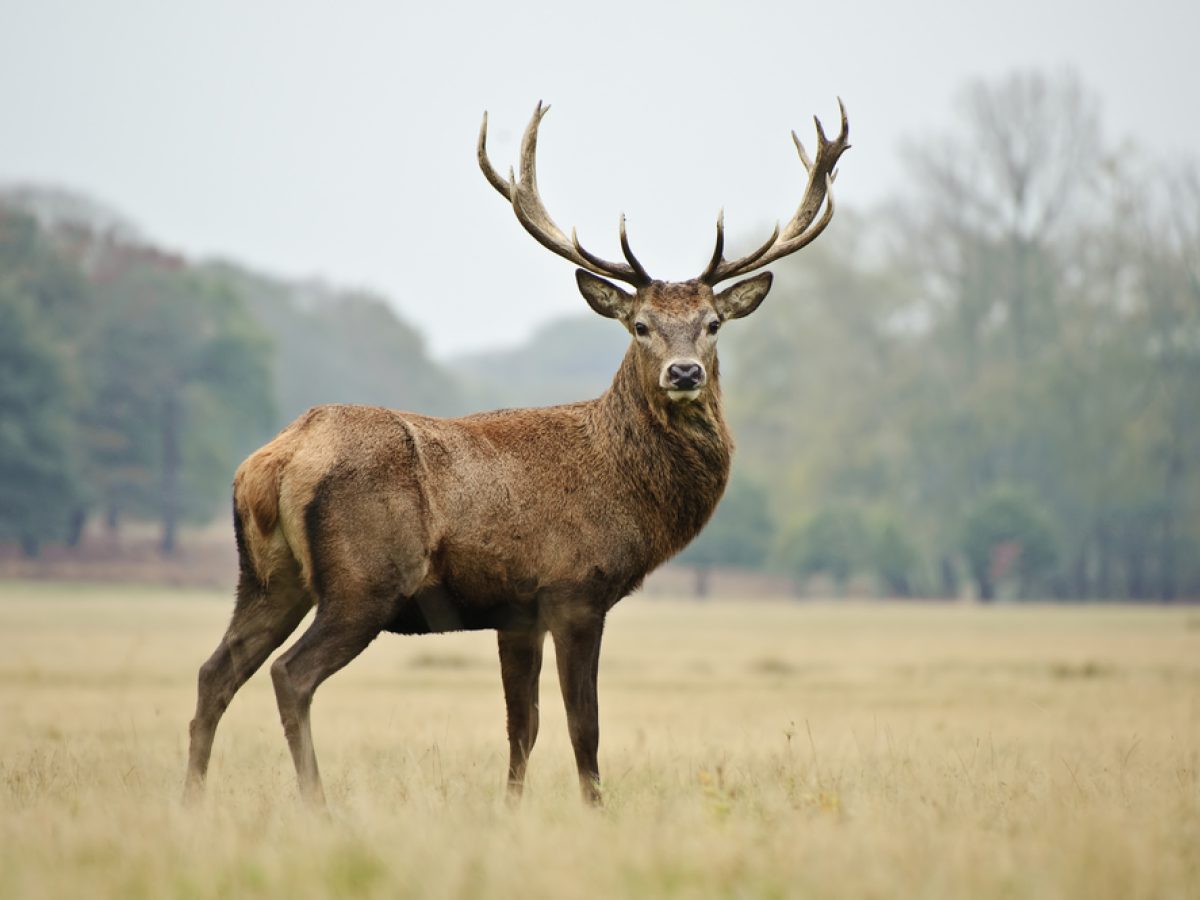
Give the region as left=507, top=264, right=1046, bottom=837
left=478, top=102, right=652, bottom=287
left=699, top=99, right=851, bottom=285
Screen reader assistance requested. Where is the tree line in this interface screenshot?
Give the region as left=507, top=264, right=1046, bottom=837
left=1, top=69, right=1197, bottom=599
left=713, top=71, right=1200, bottom=601
left=0, top=191, right=462, bottom=556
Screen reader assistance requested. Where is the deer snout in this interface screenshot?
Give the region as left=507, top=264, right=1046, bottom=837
left=667, top=362, right=703, bottom=389
left=662, top=359, right=706, bottom=399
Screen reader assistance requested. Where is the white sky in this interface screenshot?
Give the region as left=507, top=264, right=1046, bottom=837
left=2, top=0, right=1197, bottom=357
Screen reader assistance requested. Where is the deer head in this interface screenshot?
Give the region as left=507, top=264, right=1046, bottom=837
left=478, top=101, right=850, bottom=405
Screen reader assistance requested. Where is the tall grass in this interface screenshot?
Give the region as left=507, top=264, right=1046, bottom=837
left=1, top=581, right=1197, bottom=898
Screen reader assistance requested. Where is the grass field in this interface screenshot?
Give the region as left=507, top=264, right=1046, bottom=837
left=1, top=580, right=1197, bottom=899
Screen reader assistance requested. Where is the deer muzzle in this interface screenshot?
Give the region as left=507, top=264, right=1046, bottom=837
left=662, top=359, right=706, bottom=401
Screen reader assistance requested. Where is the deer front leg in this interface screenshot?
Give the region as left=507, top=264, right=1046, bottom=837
left=498, top=628, right=546, bottom=801
left=549, top=609, right=605, bottom=805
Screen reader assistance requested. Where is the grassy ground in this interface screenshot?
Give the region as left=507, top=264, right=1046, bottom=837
left=1, top=580, right=1197, bottom=899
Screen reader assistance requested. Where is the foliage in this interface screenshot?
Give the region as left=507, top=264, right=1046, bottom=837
left=209, top=262, right=466, bottom=423
left=452, top=313, right=626, bottom=410
left=868, top=515, right=922, bottom=597
left=70, top=244, right=277, bottom=551
left=720, top=70, right=1200, bottom=600
left=775, top=506, right=868, bottom=594
left=0, top=199, right=278, bottom=553
left=0, top=285, right=82, bottom=552
left=961, top=487, right=1058, bottom=600
left=0, top=193, right=465, bottom=555
left=676, top=471, right=772, bottom=596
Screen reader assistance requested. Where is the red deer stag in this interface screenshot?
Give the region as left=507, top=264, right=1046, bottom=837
left=184, top=100, right=850, bottom=807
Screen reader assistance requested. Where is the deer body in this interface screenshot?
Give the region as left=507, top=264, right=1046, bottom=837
left=241, top=339, right=731, bottom=635
left=185, top=102, right=849, bottom=807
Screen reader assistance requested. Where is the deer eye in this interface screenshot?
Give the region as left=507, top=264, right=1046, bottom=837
left=634, top=321, right=649, bottom=337
left=707, top=319, right=721, bottom=334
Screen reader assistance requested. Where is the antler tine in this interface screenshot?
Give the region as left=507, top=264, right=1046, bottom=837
left=479, top=102, right=651, bottom=286
left=702, top=209, right=725, bottom=281
left=700, top=100, right=850, bottom=285
left=792, top=130, right=813, bottom=172
left=619, top=214, right=651, bottom=284
left=477, top=112, right=514, bottom=200
left=700, top=214, right=781, bottom=284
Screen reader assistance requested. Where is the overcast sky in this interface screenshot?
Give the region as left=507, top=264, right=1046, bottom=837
left=2, top=0, right=1197, bottom=357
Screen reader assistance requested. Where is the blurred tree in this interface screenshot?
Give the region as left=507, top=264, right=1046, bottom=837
left=889, top=70, right=1133, bottom=598
left=776, top=506, right=869, bottom=596
left=80, top=249, right=275, bottom=553
left=1108, top=162, right=1200, bottom=599
left=723, top=215, right=927, bottom=596
left=897, top=69, right=1104, bottom=364
left=676, top=471, right=772, bottom=597
left=452, top=313, right=625, bottom=411
left=2, top=192, right=461, bottom=558
left=0, top=286, right=82, bottom=554
left=0, top=205, right=94, bottom=331
left=719, top=69, right=1200, bottom=601
left=0, top=204, right=95, bottom=545
left=867, top=514, right=922, bottom=597
left=209, top=263, right=465, bottom=423
left=962, top=487, right=1058, bottom=600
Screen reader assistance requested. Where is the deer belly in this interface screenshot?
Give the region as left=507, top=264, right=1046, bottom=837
left=385, top=584, right=538, bottom=635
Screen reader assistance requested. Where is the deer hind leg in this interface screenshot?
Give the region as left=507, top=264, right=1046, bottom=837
left=268, top=474, right=434, bottom=807
left=548, top=607, right=606, bottom=806
left=269, top=596, right=394, bottom=807
left=184, top=563, right=312, bottom=803
left=498, top=628, right=546, bottom=801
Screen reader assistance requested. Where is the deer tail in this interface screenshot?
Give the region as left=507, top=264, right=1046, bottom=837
left=234, top=446, right=286, bottom=539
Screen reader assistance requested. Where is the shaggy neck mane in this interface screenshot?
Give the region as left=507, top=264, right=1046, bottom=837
left=589, top=344, right=734, bottom=566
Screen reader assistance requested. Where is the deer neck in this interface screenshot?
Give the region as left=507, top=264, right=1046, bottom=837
left=592, top=346, right=734, bottom=562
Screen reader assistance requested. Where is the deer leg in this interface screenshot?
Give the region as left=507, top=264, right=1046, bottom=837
left=184, top=573, right=312, bottom=803
left=498, top=628, right=546, bottom=800
left=269, top=603, right=388, bottom=807
left=549, top=610, right=605, bottom=805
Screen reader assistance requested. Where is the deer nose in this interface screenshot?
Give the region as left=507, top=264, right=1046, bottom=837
left=666, top=361, right=704, bottom=391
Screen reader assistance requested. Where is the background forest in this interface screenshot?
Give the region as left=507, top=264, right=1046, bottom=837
left=2, top=71, right=1197, bottom=601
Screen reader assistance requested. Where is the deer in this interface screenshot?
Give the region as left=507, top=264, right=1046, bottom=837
left=183, top=100, right=850, bottom=808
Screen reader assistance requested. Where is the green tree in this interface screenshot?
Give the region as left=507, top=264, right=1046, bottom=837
left=0, top=205, right=93, bottom=327
left=0, top=204, right=98, bottom=548
left=80, top=246, right=274, bottom=553
left=1110, top=163, right=1200, bottom=599
left=868, top=514, right=922, bottom=597
left=962, top=487, right=1058, bottom=600
left=676, top=472, right=773, bottom=597
left=453, top=314, right=626, bottom=410
left=776, top=506, right=869, bottom=596
left=0, top=286, right=82, bottom=554
left=210, top=263, right=464, bottom=423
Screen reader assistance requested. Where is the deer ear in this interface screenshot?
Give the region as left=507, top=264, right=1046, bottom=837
left=714, top=272, right=773, bottom=320
left=576, top=269, right=634, bottom=320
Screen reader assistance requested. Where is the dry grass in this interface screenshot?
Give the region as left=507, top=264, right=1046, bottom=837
left=1, top=580, right=1197, bottom=899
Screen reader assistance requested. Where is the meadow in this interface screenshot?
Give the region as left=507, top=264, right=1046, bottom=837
left=1, top=580, right=1197, bottom=899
